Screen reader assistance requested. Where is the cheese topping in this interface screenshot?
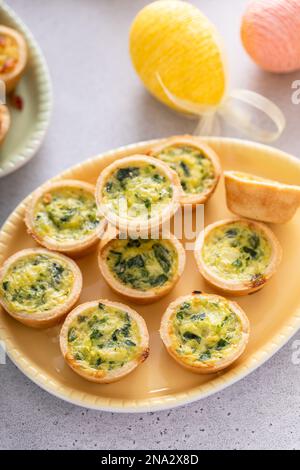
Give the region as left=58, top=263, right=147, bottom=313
left=102, top=164, right=173, bottom=220
left=67, top=304, right=141, bottom=371
left=202, top=222, right=272, bottom=282
left=0, top=34, right=19, bottom=74
left=169, top=295, right=243, bottom=366
left=154, top=144, right=215, bottom=195
left=0, top=254, right=75, bottom=314
left=33, top=187, right=100, bottom=242
left=105, top=238, right=178, bottom=291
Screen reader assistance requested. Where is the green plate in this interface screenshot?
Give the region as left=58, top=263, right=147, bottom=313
left=0, top=1, right=52, bottom=177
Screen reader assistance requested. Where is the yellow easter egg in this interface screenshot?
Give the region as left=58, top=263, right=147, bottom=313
left=129, top=0, right=227, bottom=111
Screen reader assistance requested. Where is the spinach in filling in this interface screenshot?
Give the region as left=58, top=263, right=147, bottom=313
left=105, top=238, right=178, bottom=291
left=0, top=254, right=74, bottom=314
left=171, top=295, right=242, bottom=365
left=154, top=144, right=215, bottom=195
left=202, top=223, right=272, bottom=281
left=67, top=304, right=141, bottom=371
left=33, top=187, right=100, bottom=241
left=102, top=164, right=173, bottom=220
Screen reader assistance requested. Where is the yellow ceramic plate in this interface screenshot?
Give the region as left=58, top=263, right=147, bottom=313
left=0, top=1, right=52, bottom=177
left=1, top=137, right=300, bottom=412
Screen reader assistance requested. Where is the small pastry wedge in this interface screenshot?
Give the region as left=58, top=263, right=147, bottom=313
left=160, top=292, right=250, bottom=374
left=225, top=170, right=300, bottom=224
left=96, top=155, right=182, bottom=234
left=60, top=299, right=149, bottom=383
left=0, top=248, right=82, bottom=328
left=98, top=232, right=186, bottom=304
left=0, top=25, right=28, bottom=93
left=25, top=179, right=106, bottom=257
left=0, top=105, right=10, bottom=144
left=194, top=218, right=282, bottom=295
left=149, top=135, right=221, bottom=205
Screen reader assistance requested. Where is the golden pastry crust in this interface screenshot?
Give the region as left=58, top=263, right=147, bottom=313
left=225, top=171, right=300, bottom=224
left=160, top=292, right=250, bottom=374
left=0, top=105, right=10, bottom=144
left=194, top=218, right=282, bottom=295
left=98, top=231, right=186, bottom=304
left=0, top=25, right=28, bottom=93
left=95, top=155, right=182, bottom=234
left=60, top=299, right=149, bottom=383
left=0, top=248, right=82, bottom=328
left=25, top=179, right=106, bottom=258
left=148, top=135, right=221, bottom=205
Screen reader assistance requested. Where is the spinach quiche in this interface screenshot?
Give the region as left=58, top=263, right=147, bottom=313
left=0, top=105, right=10, bottom=144
left=98, top=233, right=186, bottom=304
left=25, top=180, right=106, bottom=257
left=60, top=299, right=149, bottom=383
left=194, top=218, right=282, bottom=295
left=0, top=25, right=27, bottom=93
left=149, top=135, right=221, bottom=205
left=225, top=170, right=300, bottom=224
left=0, top=248, right=82, bottom=328
left=160, top=292, right=250, bottom=374
left=96, top=155, right=182, bottom=234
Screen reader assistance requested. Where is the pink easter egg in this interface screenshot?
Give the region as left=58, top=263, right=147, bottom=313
left=241, top=0, right=300, bottom=73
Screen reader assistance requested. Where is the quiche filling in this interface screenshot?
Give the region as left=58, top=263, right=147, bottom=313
left=105, top=238, right=178, bottom=291
left=102, top=164, right=173, bottom=220
left=154, top=144, right=215, bottom=195
left=169, top=295, right=243, bottom=366
left=202, top=222, right=272, bottom=282
left=0, top=34, right=19, bottom=74
left=67, top=304, right=141, bottom=371
left=0, top=254, right=75, bottom=314
left=33, top=187, right=100, bottom=242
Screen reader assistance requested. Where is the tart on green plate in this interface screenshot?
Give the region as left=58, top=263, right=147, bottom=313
left=0, top=2, right=52, bottom=177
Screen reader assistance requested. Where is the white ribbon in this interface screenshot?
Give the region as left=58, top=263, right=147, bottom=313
left=157, top=74, right=285, bottom=143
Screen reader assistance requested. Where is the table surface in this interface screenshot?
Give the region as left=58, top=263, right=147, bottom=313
left=1, top=0, right=300, bottom=451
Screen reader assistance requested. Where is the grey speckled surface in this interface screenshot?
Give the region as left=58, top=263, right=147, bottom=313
left=0, top=0, right=300, bottom=450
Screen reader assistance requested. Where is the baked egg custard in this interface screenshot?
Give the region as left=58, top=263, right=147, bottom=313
left=96, top=155, right=181, bottom=232
left=98, top=233, right=186, bottom=303
left=160, top=292, right=249, bottom=373
left=0, top=248, right=82, bottom=327
left=25, top=180, right=106, bottom=257
left=195, top=218, right=282, bottom=295
left=149, top=136, right=221, bottom=204
left=60, top=299, right=149, bottom=383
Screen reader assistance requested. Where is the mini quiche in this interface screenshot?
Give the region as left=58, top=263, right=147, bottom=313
left=0, top=105, right=10, bottom=144
left=194, top=218, right=282, bottom=295
left=149, top=135, right=221, bottom=205
left=25, top=180, right=106, bottom=257
left=160, top=292, right=250, bottom=374
left=60, top=299, right=149, bottom=383
left=0, top=26, right=27, bottom=93
left=98, top=233, right=186, bottom=304
left=96, top=155, right=182, bottom=233
left=0, top=248, right=82, bottom=328
left=225, top=170, right=300, bottom=224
